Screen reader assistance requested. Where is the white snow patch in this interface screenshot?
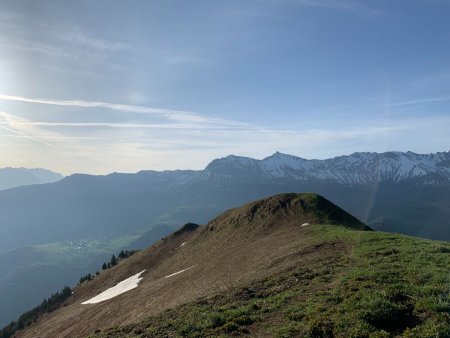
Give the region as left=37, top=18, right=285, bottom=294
left=301, top=223, right=310, bottom=227
left=164, top=265, right=197, bottom=279
left=180, top=242, right=186, bottom=247
left=81, top=270, right=146, bottom=305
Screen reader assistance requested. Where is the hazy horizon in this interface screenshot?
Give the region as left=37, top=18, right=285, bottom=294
left=1, top=148, right=449, bottom=176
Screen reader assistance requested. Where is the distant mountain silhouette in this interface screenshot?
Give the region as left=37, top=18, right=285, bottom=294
left=0, top=168, right=62, bottom=190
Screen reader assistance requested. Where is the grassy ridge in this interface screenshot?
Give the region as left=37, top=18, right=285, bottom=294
left=89, top=225, right=450, bottom=337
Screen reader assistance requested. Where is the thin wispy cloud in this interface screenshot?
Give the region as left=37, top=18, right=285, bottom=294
left=0, top=108, right=400, bottom=142
left=54, top=31, right=130, bottom=52
left=390, top=96, right=450, bottom=107
left=0, top=112, right=104, bottom=150
left=295, top=0, right=383, bottom=16
left=0, top=41, right=73, bottom=59
left=0, top=123, right=57, bottom=149
left=0, top=94, right=250, bottom=127
left=0, top=121, right=255, bottom=130
left=0, top=10, right=129, bottom=53
left=0, top=112, right=58, bottom=147
left=0, top=108, right=406, bottom=136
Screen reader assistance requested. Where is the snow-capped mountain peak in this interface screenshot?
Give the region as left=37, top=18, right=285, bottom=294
left=202, top=151, right=450, bottom=185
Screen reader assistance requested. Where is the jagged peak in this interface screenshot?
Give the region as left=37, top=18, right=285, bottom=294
left=218, top=154, right=255, bottom=162
left=262, top=151, right=306, bottom=161
left=204, top=154, right=257, bottom=171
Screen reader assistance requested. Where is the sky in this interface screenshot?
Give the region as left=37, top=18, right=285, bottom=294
left=0, top=0, right=449, bottom=175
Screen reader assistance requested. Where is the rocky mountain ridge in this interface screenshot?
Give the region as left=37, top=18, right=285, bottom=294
left=200, top=151, right=450, bottom=185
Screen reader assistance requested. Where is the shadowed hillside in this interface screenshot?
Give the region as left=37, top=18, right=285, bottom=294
left=8, top=193, right=449, bottom=338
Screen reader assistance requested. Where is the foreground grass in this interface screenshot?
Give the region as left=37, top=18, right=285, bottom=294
left=89, top=225, right=450, bottom=337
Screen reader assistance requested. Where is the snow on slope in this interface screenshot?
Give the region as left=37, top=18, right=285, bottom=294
left=81, top=270, right=146, bottom=304
left=202, top=151, right=450, bottom=185
left=164, top=265, right=197, bottom=279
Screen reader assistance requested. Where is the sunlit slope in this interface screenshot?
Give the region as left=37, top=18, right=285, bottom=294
left=91, top=226, right=450, bottom=338
left=14, top=194, right=449, bottom=338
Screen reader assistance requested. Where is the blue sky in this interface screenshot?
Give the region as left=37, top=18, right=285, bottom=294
left=0, top=0, right=449, bottom=174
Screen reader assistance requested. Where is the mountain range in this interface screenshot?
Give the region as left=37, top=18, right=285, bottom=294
left=0, top=150, right=449, bottom=327
left=6, top=193, right=450, bottom=338
left=202, top=150, right=450, bottom=185
left=0, top=150, right=448, bottom=253
left=0, top=168, right=63, bottom=191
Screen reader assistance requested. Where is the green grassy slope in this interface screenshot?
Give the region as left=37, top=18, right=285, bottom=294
left=89, top=224, right=450, bottom=338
